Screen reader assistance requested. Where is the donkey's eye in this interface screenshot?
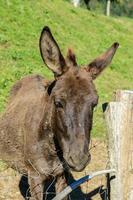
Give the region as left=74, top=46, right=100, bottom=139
left=54, top=100, right=63, bottom=108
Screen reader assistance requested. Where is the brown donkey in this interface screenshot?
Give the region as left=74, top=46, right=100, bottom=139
left=0, top=26, right=119, bottom=199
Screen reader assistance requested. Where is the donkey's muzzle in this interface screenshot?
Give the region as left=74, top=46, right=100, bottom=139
left=68, top=153, right=91, bottom=172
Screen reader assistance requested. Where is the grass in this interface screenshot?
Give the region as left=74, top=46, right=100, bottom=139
left=0, top=0, right=133, bottom=138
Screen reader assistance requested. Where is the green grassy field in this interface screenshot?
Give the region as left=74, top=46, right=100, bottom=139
left=0, top=0, right=133, bottom=138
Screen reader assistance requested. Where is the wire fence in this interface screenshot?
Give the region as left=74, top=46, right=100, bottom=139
left=0, top=138, right=109, bottom=200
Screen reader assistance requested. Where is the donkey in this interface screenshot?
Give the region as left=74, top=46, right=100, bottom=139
left=0, top=26, right=119, bottom=200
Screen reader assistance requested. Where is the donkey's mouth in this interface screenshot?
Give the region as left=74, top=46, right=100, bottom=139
left=66, top=154, right=91, bottom=172
left=68, top=163, right=87, bottom=172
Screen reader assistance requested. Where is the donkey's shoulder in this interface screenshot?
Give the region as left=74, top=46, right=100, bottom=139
left=9, top=74, right=50, bottom=100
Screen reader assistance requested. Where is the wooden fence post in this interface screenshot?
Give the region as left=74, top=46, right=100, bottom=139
left=104, top=90, right=133, bottom=200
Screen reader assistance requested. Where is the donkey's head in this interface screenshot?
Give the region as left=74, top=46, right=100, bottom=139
left=40, top=26, right=119, bottom=172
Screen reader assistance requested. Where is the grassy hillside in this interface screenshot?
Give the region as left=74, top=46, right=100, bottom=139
left=0, top=0, right=133, bottom=138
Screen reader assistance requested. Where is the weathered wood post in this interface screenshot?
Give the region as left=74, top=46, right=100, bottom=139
left=104, top=90, right=133, bottom=200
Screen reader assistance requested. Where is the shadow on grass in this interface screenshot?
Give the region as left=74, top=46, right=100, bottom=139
left=19, top=172, right=108, bottom=200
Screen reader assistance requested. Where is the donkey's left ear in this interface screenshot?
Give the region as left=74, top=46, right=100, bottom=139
left=84, top=42, right=119, bottom=79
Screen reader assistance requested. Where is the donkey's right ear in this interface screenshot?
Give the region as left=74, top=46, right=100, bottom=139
left=39, top=26, right=66, bottom=77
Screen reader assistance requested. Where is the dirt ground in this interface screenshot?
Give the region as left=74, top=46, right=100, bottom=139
left=0, top=139, right=108, bottom=200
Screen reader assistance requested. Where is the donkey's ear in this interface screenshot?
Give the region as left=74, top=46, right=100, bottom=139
left=39, top=26, right=66, bottom=76
left=85, top=43, right=119, bottom=79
